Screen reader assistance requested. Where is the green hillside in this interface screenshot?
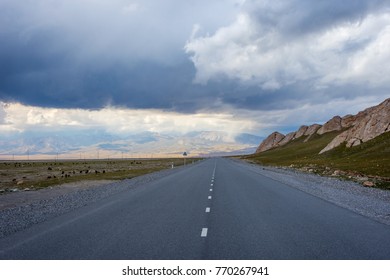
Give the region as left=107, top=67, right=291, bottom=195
left=244, top=131, right=390, bottom=189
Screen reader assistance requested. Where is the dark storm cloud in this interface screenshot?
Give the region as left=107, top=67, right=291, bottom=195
left=244, top=0, right=388, bottom=36
left=0, top=0, right=241, bottom=111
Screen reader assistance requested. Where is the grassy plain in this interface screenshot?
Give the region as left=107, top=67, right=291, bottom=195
left=0, top=158, right=198, bottom=192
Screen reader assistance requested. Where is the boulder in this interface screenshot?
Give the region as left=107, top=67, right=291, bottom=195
left=363, top=181, right=374, bottom=187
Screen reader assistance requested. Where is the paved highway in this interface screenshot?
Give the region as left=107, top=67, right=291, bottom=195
left=1, top=158, right=390, bottom=259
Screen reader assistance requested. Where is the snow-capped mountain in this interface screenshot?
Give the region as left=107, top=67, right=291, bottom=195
left=0, top=130, right=261, bottom=159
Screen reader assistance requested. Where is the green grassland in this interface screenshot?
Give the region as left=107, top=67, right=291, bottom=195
left=244, top=131, right=390, bottom=189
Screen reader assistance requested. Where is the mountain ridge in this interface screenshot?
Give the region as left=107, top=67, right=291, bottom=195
left=256, top=98, right=390, bottom=154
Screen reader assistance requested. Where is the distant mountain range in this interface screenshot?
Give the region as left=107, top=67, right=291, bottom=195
left=0, top=130, right=263, bottom=159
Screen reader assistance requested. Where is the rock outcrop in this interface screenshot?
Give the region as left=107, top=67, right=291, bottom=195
left=317, top=116, right=342, bottom=135
left=341, top=114, right=356, bottom=128
left=256, top=132, right=285, bottom=153
left=256, top=98, right=390, bottom=154
left=303, top=124, right=322, bottom=142
left=320, top=98, right=390, bottom=153
left=278, top=132, right=296, bottom=146
left=294, top=125, right=308, bottom=138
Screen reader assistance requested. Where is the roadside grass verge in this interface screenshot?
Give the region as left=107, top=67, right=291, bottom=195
left=243, top=131, right=390, bottom=190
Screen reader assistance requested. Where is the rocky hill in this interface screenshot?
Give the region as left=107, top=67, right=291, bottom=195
left=256, top=98, right=390, bottom=154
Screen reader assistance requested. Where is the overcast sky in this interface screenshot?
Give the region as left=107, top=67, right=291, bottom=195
left=1, top=0, right=389, bottom=155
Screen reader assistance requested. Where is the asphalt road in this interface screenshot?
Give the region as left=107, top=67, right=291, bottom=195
left=1, top=158, right=390, bottom=259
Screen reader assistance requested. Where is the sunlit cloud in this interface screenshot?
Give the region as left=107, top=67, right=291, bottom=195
left=0, top=102, right=256, bottom=135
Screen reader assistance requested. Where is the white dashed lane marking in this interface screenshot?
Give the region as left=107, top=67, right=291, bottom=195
left=210, top=188, right=213, bottom=192
left=208, top=196, right=212, bottom=199
left=201, top=228, right=208, bottom=237
left=205, top=207, right=210, bottom=213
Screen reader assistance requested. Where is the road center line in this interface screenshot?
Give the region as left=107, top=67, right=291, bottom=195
left=201, top=228, right=208, bottom=237
left=210, top=188, right=213, bottom=191
left=208, top=196, right=212, bottom=199
left=205, top=207, right=210, bottom=213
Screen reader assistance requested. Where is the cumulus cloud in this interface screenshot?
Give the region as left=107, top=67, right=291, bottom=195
left=0, top=103, right=256, bottom=136
left=185, top=0, right=390, bottom=95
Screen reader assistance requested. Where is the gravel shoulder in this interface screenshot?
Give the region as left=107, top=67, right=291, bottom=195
left=0, top=180, right=115, bottom=211
left=0, top=165, right=185, bottom=238
left=235, top=159, right=390, bottom=226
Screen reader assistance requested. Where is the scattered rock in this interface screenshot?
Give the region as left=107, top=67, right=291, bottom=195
left=16, top=180, right=24, bottom=185
left=332, top=170, right=341, bottom=176
left=356, top=176, right=369, bottom=182
left=363, top=181, right=375, bottom=187
left=23, top=188, right=31, bottom=191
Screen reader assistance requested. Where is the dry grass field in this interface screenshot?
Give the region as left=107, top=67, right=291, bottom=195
left=0, top=158, right=198, bottom=194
